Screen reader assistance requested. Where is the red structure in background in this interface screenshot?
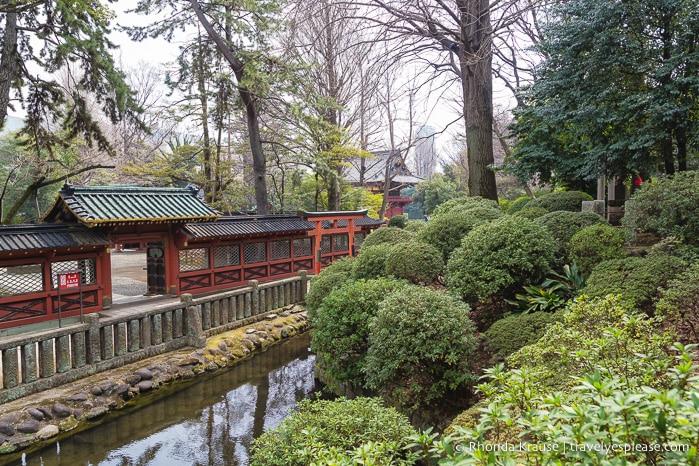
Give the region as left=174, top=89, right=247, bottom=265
left=0, top=186, right=382, bottom=331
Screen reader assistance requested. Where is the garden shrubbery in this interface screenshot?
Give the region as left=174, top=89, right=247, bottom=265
left=417, top=210, right=495, bottom=262
left=623, top=170, right=699, bottom=243
left=584, top=252, right=686, bottom=313
left=310, top=277, right=408, bottom=389
left=352, top=243, right=394, bottom=280
left=527, top=190, right=593, bottom=213
left=446, top=216, right=557, bottom=302
left=568, top=223, right=627, bottom=274
left=484, top=311, right=563, bottom=361
left=537, top=210, right=608, bottom=253
left=305, top=257, right=355, bottom=314
left=249, top=397, right=418, bottom=466
left=505, top=195, right=532, bottom=214
left=506, top=295, right=677, bottom=393
left=510, top=206, right=547, bottom=219
left=431, top=195, right=499, bottom=217
left=403, top=220, right=426, bottom=233
left=365, top=286, right=477, bottom=413
left=656, top=262, right=699, bottom=344
left=387, top=214, right=407, bottom=228
left=361, top=226, right=415, bottom=248
left=385, top=241, right=443, bottom=285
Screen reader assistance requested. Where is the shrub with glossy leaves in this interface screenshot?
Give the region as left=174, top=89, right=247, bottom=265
left=417, top=210, right=495, bottom=262
left=568, top=223, right=627, bottom=274
left=305, top=257, right=355, bottom=314
left=385, top=241, right=443, bottom=285
left=361, top=226, right=415, bottom=248
left=249, top=397, right=419, bottom=466
left=623, top=170, right=699, bottom=243
left=584, top=253, right=686, bottom=313
left=506, top=295, right=677, bottom=393
left=446, top=216, right=557, bottom=302
left=352, top=243, right=394, bottom=280
left=310, top=277, right=409, bottom=389
left=537, top=210, right=608, bottom=253
left=365, top=286, right=477, bottom=413
left=435, top=344, right=698, bottom=465
left=485, top=311, right=563, bottom=360
left=527, top=190, right=593, bottom=213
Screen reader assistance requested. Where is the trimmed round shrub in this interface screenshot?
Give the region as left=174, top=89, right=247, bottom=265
left=352, top=243, right=394, bottom=280
left=417, top=210, right=494, bottom=262
left=385, top=240, right=443, bottom=285
left=505, top=196, right=532, bottom=214
left=431, top=195, right=499, bottom=217
left=446, top=216, right=557, bottom=302
left=387, top=214, right=407, bottom=228
left=484, top=311, right=564, bottom=361
left=537, top=210, right=608, bottom=253
left=249, top=397, right=418, bottom=466
left=305, top=257, right=355, bottom=314
left=656, top=262, right=699, bottom=344
left=310, top=277, right=408, bottom=389
left=404, top=220, right=427, bottom=233
left=623, top=170, right=699, bottom=243
left=584, top=253, right=687, bottom=313
left=569, top=224, right=627, bottom=275
left=365, top=286, right=477, bottom=413
left=528, top=190, right=594, bottom=213
left=511, top=206, right=548, bottom=219
left=361, top=227, right=415, bottom=248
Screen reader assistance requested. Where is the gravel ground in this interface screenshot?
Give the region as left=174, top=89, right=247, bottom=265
left=110, top=251, right=147, bottom=298
left=111, top=276, right=147, bottom=297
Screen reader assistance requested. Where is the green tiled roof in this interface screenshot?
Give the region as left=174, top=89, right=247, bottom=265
left=43, top=185, right=221, bottom=226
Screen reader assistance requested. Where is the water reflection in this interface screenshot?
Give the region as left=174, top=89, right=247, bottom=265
left=19, top=333, right=316, bottom=466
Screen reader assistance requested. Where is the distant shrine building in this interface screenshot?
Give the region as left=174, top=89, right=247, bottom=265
left=0, top=185, right=382, bottom=331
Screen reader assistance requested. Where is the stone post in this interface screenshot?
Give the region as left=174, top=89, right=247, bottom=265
left=86, top=314, right=101, bottom=364
left=182, top=293, right=205, bottom=348
left=249, top=280, right=259, bottom=316
left=298, top=270, right=308, bottom=301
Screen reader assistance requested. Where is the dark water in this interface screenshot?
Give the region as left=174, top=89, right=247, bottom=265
left=14, top=332, right=317, bottom=466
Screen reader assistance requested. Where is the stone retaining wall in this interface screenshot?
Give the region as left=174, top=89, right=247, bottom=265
left=0, top=272, right=308, bottom=405
left=0, top=305, right=309, bottom=459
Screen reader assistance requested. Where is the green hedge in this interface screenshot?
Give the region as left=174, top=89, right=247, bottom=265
left=623, top=170, right=699, bottom=243
left=365, top=286, right=477, bottom=413
left=305, top=257, right=355, bottom=314
left=446, top=216, right=557, bottom=302
left=485, top=311, right=564, bottom=360
left=310, top=277, right=409, bottom=389
left=361, top=227, right=415, bottom=248
left=385, top=240, right=443, bottom=285
left=537, top=210, right=608, bottom=253
left=417, top=210, right=495, bottom=262
left=528, top=190, right=594, bottom=213
left=568, top=224, right=627, bottom=275
left=250, top=397, right=418, bottom=466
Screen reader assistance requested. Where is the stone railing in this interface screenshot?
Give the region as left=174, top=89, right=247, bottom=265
left=0, top=271, right=308, bottom=405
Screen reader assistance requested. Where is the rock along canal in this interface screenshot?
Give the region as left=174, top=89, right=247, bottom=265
left=12, top=332, right=317, bottom=466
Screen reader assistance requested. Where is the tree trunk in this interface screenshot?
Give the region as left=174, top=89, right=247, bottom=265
left=676, top=125, right=687, bottom=172
left=459, top=0, right=498, bottom=201
left=190, top=0, right=269, bottom=214
left=0, top=12, right=18, bottom=128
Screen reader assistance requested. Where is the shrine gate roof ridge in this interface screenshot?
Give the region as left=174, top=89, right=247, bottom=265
left=42, top=185, right=221, bottom=226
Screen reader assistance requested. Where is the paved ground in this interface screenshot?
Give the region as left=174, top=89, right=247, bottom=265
left=110, top=250, right=147, bottom=301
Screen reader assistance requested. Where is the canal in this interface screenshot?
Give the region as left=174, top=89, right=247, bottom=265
left=13, top=332, right=317, bottom=466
